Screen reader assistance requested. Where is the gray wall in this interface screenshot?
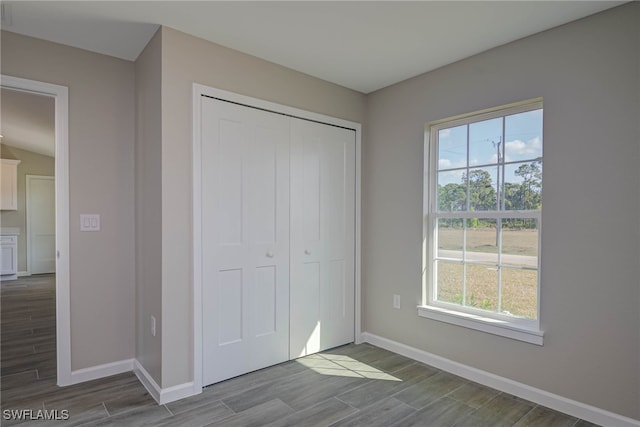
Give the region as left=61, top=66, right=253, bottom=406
left=0, top=145, right=55, bottom=272
left=158, top=26, right=366, bottom=388
left=134, top=29, right=163, bottom=385
left=363, top=3, right=639, bottom=419
left=1, top=31, right=136, bottom=370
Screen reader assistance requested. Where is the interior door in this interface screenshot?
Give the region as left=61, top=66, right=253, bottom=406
left=290, top=118, right=356, bottom=359
left=201, top=97, right=290, bottom=385
left=27, top=175, right=56, bottom=274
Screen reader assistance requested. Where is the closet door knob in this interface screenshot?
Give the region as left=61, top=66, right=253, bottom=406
left=266, top=251, right=274, bottom=258
left=304, top=249, right=311, bottom=255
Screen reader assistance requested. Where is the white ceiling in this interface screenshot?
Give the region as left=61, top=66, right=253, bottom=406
left=1, top=1, right=626, bottom=94
left=1, top=88, right=55, bottom=158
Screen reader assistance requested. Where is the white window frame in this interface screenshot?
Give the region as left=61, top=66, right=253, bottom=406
left=419, top=98, right=544, bottom=345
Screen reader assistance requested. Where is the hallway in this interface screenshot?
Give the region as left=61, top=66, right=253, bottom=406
left=1, top=274, right=56, bottom=380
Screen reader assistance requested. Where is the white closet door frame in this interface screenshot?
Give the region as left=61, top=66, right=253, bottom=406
left=192, top=83, right=362, bottom=394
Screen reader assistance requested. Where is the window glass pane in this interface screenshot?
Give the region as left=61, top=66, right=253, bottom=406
left=504, top=109, right=542, bottom=162
left=465, top=218, right=498, bottom=264
left=437, top=169, right=467, bottom=211
left=428, top=102, right=542, bottom=324
left=465, top=264, right=498, bottom=312
left=469, top=117, right=502, bottom=166
left=467, top=168, right=497, bottom=211
left=501, top=218, right=538, bottom=267
left=437, top=218, right=463, bottom=259
left=438, top=125, right=467, bottom=170
left=504, top=162, right=542, bottom=210
left=435, top=261, right=464, bottom=306
left=501, top=267, right=538, bottom=319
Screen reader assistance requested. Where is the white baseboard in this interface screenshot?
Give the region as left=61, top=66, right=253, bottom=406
left=133, top=360, right=162, bottom=403
left=133, top=360, right=200, bottom=405
left=66, top=358, right=198, bottom=405
left=360, top=332, right=640, bottom=427
left=70, top=359, right=134, bottom=384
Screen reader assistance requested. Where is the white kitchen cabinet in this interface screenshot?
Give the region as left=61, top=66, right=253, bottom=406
left=1, top=159, right=21, bottom=211
left=1, top=233, right=19, bottom=280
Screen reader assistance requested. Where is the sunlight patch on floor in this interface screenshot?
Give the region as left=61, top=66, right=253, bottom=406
left=296, top=353, right=401, bottom=381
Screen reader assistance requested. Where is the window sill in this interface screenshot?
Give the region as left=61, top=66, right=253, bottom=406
left=417, top=305, right=544, bottom=345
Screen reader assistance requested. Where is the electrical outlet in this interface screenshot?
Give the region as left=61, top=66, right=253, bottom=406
left=150, top=316, right=156, bottom=337
left=393, top=294, right=401, bottom=309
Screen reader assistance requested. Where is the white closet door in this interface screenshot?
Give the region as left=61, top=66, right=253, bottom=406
left=290, top=118, right=356, bottom=359
left=201, top=97, right=290, bottom=385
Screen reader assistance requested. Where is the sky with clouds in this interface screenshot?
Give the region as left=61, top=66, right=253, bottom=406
left=437, top=109, right=542, bottom=186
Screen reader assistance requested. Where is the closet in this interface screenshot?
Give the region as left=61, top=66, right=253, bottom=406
left=199, top=95, right=356, bottom=386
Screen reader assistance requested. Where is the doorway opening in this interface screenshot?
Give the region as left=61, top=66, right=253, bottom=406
left=0, top=75, right=70, bottom=386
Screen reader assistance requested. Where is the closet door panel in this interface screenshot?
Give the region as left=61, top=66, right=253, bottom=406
left=217, top=269, right=244, bottom=345
left=201, top=97, right=290, bottom=385
left=216, top=119, right=244, bottom=245
left=290, top=118, right=356, bottom=359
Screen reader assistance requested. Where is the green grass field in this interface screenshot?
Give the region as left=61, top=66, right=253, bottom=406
left=436, top=228, right=538, bottom=319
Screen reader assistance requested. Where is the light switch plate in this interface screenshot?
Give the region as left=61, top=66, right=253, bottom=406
left=80, top=214, right=101, bottom=231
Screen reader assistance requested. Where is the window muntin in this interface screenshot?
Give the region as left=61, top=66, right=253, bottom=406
left=426, top=101, right=542, bottom=327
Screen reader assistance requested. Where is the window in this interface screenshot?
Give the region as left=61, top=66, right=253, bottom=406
left=420, top=99, right=544, bottom=344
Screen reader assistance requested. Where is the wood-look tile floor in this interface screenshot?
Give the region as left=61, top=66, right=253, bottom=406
left=1, top=274, right=600, bottom=426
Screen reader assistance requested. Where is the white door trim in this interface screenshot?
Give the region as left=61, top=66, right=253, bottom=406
left=192, top=83, right=362, bottom=393
left=1, top=75, right=71, bottom=386
left=26, top=175, right=55, bottom=275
